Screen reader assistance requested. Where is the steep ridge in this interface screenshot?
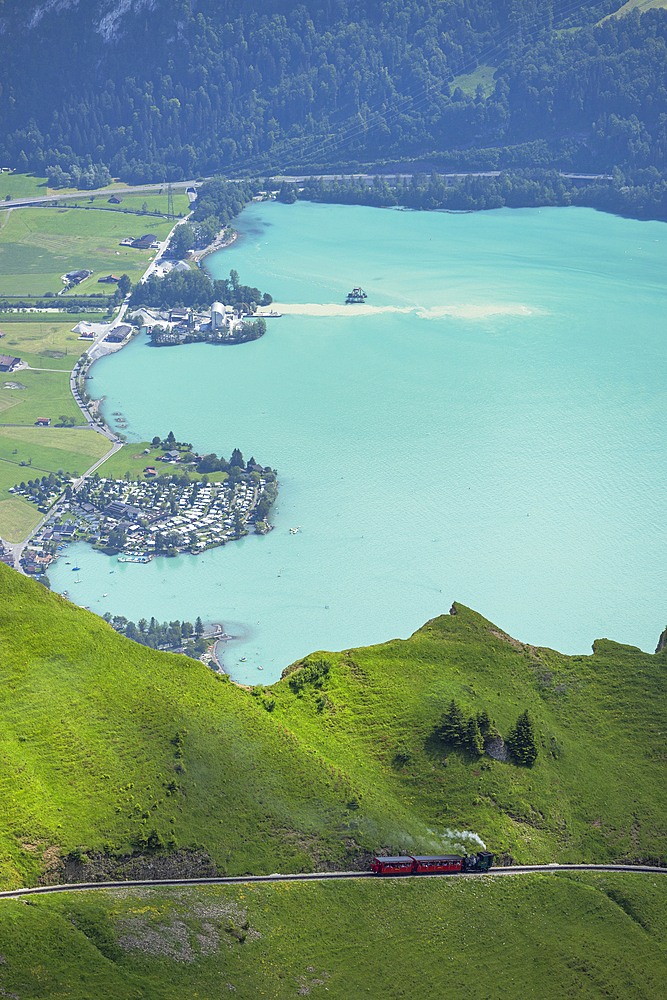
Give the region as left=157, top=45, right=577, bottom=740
left=0, top=563, right=664, bottom=890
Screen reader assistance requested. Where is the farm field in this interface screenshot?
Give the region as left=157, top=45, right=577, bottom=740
left=100, top=440, right=229, bottom=483
left=0, top=873, right=665, bottom=999
left=0, top=427, right=111, bottom=539
left=93, top=190, right=190, bottom=216
left=0, top=496, right=45, bottom=541
left=0, top=206, right=176, bottom=296
left=0, top=319, right=85, bottom=370
left=0, top=173, right=49, bottom=201
left=0, top=368, right=80, bottom=426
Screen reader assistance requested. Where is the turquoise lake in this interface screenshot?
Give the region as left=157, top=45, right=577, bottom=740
left=49, top=201, right=667, bottom=683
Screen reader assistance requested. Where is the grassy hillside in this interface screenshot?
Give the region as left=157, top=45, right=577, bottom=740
left=0, top=565, right=665, bottom=892
left=0, top=873, right=665, bottom=999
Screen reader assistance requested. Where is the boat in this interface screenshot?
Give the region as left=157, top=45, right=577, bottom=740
left=345, top=286, right=367, bottom=304
left=71, top=566, right=81, bottom=571
left=117, top=553, right=151, bottom=563
left=240, top=657, right=247, bottom=661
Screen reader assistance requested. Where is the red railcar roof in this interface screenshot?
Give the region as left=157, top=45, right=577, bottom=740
left=411, top=855, right=463, bottom=863
left=373, top=856, right=414, bottom=864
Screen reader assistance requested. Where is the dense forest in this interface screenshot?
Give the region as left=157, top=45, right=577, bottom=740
left=1, top=0, right=667, bottom=187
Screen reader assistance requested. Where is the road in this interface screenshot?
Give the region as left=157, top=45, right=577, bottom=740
left=3, top=211, right=188, bottom=569
left=2, top=181, right=201, bottom=211
left=0, top=863, right=663, bottom=901
left=0, top=171, right=614, bottom=212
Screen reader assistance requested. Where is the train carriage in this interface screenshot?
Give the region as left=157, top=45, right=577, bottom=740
left=411, top=855, right=464, bottom=874
left=370, top=856, right=416, bottom=875
left=371, top=852, right=494, bottom=876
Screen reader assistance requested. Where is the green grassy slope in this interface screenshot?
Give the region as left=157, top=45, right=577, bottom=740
left=0, top=565, right=665, bottom=891
left=0, top=873, right=665, bottom=999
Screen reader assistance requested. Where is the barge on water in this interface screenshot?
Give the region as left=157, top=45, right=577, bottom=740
left=345, top=286, right=367, bottom=304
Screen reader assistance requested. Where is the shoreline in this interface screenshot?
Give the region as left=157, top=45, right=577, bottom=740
left=192, top=229, right=238, bottom=267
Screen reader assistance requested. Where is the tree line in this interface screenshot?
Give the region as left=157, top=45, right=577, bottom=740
left=439, top=698, right=538, bottom=766
left=102, top=612, right=210, bottom=657
left=293, top=166, right=667, bottom=220
left=129, top=266, right=271, bottom=313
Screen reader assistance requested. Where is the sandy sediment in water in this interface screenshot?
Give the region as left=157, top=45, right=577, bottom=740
left=263, top=301, right=537, bottom=319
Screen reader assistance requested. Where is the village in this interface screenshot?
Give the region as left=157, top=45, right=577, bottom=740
left=19, top=459, right=277, bottom=574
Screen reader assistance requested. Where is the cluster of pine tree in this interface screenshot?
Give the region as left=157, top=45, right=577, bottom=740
left=439, top=700, right=496, bottom=755
left=439, top=699, right=538, bottom=766
left=505, top=710, right=539, bottom=767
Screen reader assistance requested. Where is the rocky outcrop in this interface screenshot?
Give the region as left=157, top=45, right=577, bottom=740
left=485, top=734, right=508, bottom=762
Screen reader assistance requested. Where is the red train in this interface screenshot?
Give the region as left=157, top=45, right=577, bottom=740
left=371, top=852, right=494, bottom=875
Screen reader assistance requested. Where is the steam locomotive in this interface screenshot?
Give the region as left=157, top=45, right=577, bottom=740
left=371, top=852, right=494, bottom=876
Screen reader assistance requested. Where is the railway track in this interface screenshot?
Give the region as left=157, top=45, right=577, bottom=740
left=0, top=863, right=664, bottom=901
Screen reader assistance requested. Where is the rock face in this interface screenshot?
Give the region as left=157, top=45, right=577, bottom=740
left=49, top=848, right=219, bottom=886
left=655, top=628, right=667, bottom=654
left=485, top=735, right=508, bottom=762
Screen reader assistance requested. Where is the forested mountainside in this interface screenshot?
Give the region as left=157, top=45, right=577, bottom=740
left=1, top=0, right=667, bottom=182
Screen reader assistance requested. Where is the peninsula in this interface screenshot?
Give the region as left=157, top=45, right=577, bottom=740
left=16, top=439, right=277, bottom=575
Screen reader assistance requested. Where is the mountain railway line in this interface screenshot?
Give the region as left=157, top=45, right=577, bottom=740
left=0, top=863, right=664, bottom=901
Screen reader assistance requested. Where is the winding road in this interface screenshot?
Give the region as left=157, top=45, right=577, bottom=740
left=0, top=863, right=663, bottom=900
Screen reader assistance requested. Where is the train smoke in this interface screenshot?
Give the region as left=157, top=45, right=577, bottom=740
left=441, top=828, right=487, bottom=853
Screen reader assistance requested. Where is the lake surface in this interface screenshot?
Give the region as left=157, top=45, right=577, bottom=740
left=50, top=201, right=667, bottom=682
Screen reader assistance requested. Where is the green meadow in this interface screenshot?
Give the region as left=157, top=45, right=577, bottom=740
left=0, top=572, right=665, bottom=994
left=0, top=173, right=49, bottom=201
left=0, top=314, right=109, bottom=538
left=94, top=190, right=190, bottom=216
left=0, top=569, right=664, bottom=892
left=0, top=498, right=44, bottom=543
left=0, top=873, right=665, bottom=999
left=449, top=64, right=497, bottom=98
left=99, top=441, right=229, bottom=483
left=0, top=427, right=111, bottom=540
left=0, top=369, right=80, bottom=426
left=0, top=318, right=84, bottom=370
left=0, top=206, right=175, bottom=296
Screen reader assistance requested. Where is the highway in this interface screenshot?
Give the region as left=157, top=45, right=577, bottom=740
left=0, top=863, right=664, bottom=900
left=0, top=171, right=614, bottom=211
left=1, top=181, right=200, bottom=211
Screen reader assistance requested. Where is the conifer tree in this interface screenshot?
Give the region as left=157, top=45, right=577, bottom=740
left=506, top=710, right=538, bottom=767
left=466, top=716, right=484, bottom=755
left=476, top=708, right=493, bottom=739
left=440, top=699, right=465, bottom=746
